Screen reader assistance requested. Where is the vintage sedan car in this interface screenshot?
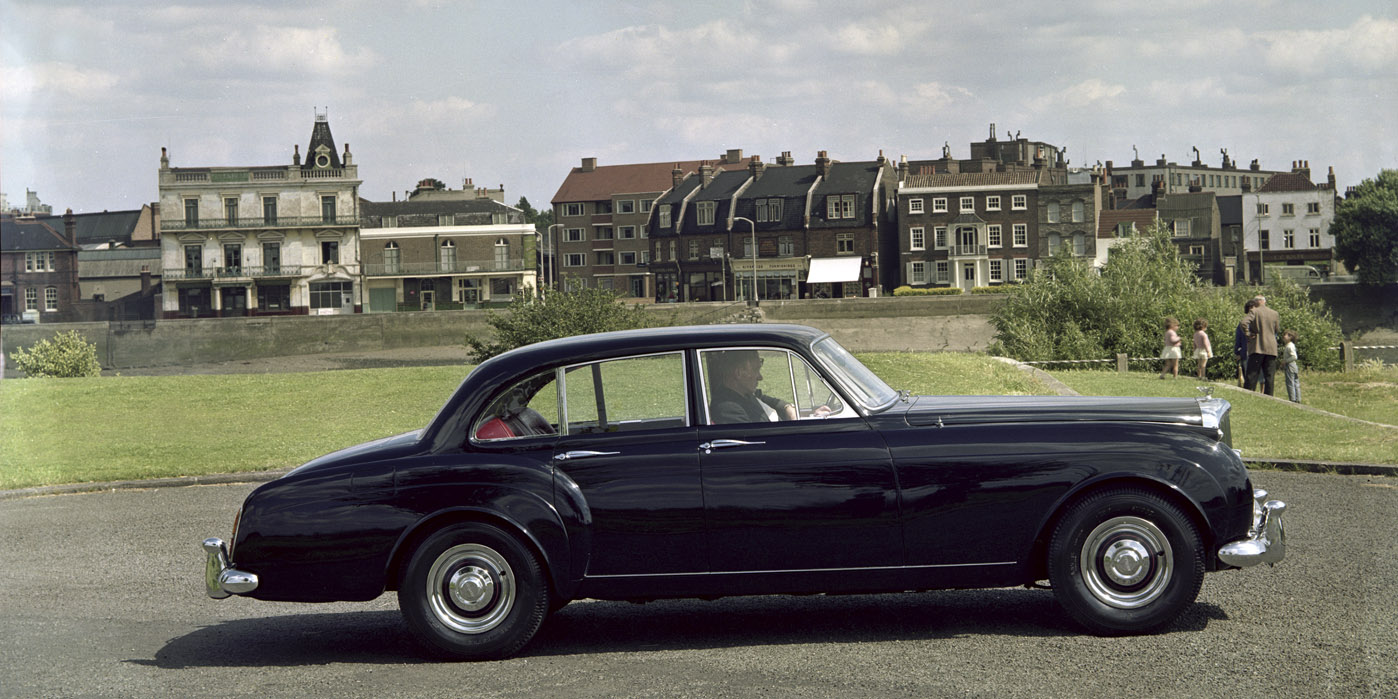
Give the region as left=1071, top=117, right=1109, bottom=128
left=203, top=324, right=1285, bottom=660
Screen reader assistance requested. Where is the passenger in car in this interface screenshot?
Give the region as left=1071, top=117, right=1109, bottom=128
left=706, top=350, right=797, bottom=424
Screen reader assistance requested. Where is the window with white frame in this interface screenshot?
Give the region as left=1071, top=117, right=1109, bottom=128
left=932, top=197, right=948, bottom=213
left=224, top=197, right=238, bottom=225
left=564, top=253, right=585, bottom=267
left=910, top=227, right=925, bottom=251
left=563, top=203, right=584, bottom=217
left=1307, top=202, right=1320, bottom=215
left=639, top=250, right=651, bottom=264
left=778, top=236, right=793, bottom=256
left=1012, top=224, right=1027, bottom=247
left=959, top=196, right=974, bottom=213
left=827, top=194, right=856, bottom=220
left=1014, top=258, right=1028, bottom=279
left=495, top=239, right=509, bottom=270
left=910, top=261, right=927, bottom=285
left=989, top=259, right=1003, bottom=282
left=986, top=195, right=1001, bottom=211
left=1189, top=245, right=1205, bottom=256
left=25, top=287, right=38, bottom=311
left=565, top=228, right=585, bottom=242
left=658, top=206, right=671, bottom=228
left=383, top=241, right=401, bottom=273
left=697, top=201, right=716, bottom=225
left=619, top=225, right=636, bottom=239
left=987, top=224, right=1002, bottom=248
left=909, top=198, right=924, bottom=214
left=617, top=199, right=636, bottom=214
left=439, top=239, right=456, bottom=271
left=1047, top=202, right=1060, bottom=223
left=1257, top=203, right=1269, bottom=215
left=935, top=261, right=949, bottom=283
left=1281, top=203, right=1295, bottom=216
left=640, top=199, right=653, bottom=213
left=689, top=240, right=700, bottom=260
left=45, top=286, right=58, bottom=311
left=1309, top=229, right=1321, bottom=247
left=25, top=252, right=55, bottom=272
left=836, top=233, right=855, bottom=253
left=934, top=226, right=948, bottom=249
left=756, top=198, right=785, bottom=223
left=1012, top=194, right=1027, bottom=210
left=1072, top=201, right=1084, bottom=223
left=1073, top=233, right=1086, bottom=256
left=1283, top=229, right=1295, bottom=249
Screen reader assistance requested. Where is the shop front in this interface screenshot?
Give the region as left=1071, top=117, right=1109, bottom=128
left=731, top=256, right=807, bottom=301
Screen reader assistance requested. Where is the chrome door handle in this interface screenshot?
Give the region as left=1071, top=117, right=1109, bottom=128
left=554, top=450, right=620, bottom=462
left=699, top=439, right=766, bottom=454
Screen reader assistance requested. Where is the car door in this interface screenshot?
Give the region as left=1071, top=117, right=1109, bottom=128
left=696, top=348, right=901, bottom=578
left=551, top=352, right=705, bottom=580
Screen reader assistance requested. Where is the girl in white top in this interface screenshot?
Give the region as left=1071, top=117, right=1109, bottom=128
left=1160, top=317, right=1182, bottom=379
left=1193, top=318, right=1213, bottom=379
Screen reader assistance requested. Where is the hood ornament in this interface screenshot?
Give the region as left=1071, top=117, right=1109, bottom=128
left=1196, top=386, right=1214, bottom=399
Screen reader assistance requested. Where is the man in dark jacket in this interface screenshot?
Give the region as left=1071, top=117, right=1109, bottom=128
left=1244, top=295, right=1281, bottom=395
left=1234, top=298, right=1257, bottom=386
left=706, top=350, right=796, bottom=424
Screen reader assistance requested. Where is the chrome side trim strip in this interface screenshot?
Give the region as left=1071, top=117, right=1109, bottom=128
left=584, top=561, right=1017, bottom=579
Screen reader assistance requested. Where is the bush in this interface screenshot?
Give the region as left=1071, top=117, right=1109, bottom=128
left=988, top=224, right=1343, bottom=377
left=970, top=285, right=1012, bottom=294
left=893, top=286, right=963, bottom=296
left=10, top=330, right=103, bottom=378
left=465, top=287, right=656, bottom=362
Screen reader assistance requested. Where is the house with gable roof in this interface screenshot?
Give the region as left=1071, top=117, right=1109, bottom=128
left=1, top=211, right=80, bottom=322
left=1242, top=163, right=1339, bottom=280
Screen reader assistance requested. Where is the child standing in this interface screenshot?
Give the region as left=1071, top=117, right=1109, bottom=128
left=1192, top=318, right=1213, bottom=379
left=1160, top=317, right=1182, bottom=379
left=1279, top=330, right=1301, bottom=403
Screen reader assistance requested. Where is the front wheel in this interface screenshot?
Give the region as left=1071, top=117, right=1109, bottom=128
left=399, top=523, right=549, bottom=660
left=1047, top=489, right=1203, bottom=635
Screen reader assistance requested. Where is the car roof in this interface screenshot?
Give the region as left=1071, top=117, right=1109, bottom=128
left=488, top=323, right=830, bottom=373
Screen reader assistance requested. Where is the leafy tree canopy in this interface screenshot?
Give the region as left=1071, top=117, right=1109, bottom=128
left=1332, top=169, right=1398, bottom=285
left=465, top=287, right=654, bottom=363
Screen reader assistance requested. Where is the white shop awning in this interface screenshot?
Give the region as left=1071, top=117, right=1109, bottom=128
left=805, top=257, right=862, bottom=284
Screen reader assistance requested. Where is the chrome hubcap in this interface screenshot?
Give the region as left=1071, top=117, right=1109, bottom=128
left=426, top=543, right=514, bottom=634
left=1081, top=516, right=1173, bottom=609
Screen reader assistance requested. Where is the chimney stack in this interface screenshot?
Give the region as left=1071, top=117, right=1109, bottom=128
left=580, top=157, right=597, bottom=172
left=672, top=163, right=684, bottom=189
left=777, top=151, right=794, bottom=166
left=700, top=161, right=714, bottom=187
left=724, top=149, right=744, bottom=164
left=815, top=150, right=831, bottom=178
left=1326, top=166, right=1336, bottom=190
left=748, top=155, right=765, bottom=180
left=64, top=208, right=77, bottom=247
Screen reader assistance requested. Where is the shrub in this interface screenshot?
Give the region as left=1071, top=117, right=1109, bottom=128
left=970, top=285, right=1012, bottom=294
left=893, top=286, right=963, bottom=296
left=988, top=224, right=1343, bottom=377
left=10, top=330, right=103, bottom=378
left=465, top=287, right=655, bottom=362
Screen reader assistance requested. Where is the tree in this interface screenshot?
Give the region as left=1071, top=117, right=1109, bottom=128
left=10, top=330, right=103, bottom=378
left=465, top=287, right=654, bottom=363
left=1332, top=169, right=1398, bottom=285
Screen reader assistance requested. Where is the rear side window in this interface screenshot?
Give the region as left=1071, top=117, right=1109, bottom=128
left=472, top=370, right=560, bottom=442
left=562, top=352, right=688, bottom=434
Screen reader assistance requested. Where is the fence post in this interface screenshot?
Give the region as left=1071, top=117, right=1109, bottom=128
left=1117, top=353, right=1129, bottom=373
left=1341, top=341, right=1354, bottom=372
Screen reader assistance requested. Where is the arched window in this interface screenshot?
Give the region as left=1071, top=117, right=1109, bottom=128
left=1073, top=232, right=1086, bottom=256
left=494, top=238, right=509, bottom=270
left=1072, top=200, right=1085, bottom=223
left=439, top=239, right=456, bottom=272
left=1048, top=233, right=1062, bottom=255
left=384, top=241, right=400, bottom=273
left=1047, top=202, right=1060, bottom=223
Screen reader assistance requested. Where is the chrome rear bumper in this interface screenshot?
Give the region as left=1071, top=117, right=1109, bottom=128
left=1217, top=489, right=1287, bottom=568
left=203, top=537, right=259, bottom=599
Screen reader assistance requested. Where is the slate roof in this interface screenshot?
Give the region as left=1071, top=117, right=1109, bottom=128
left=1097, top=209, right=1158, bottom=239
left=360, top=197, right=522, bottom=217
left=303, top=117, right=342, bottom=170
left=1217, top=195, right=1242, bottom=226
left=902, top=170, right=1048, bottom=189
left=551, top=160, right=714, bottom=203
left=0, top=215, right=75, bottom=252
left=1257, top=172, right=1317, bottom=192
left=78, top=247, right=162, bottom=277
left=736, top=165, right=819, bottom=230
left=35, top=210, right=142, bottom=248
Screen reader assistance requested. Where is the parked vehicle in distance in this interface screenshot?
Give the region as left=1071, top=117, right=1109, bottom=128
left=203, top=324, right=1286, bottom=660
left=1266, top=265, right=1323, bottom=284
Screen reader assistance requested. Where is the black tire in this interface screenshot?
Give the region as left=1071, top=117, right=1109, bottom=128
left=399, top=523, right=549, bottom=660
left=1047, top=488, right=1204, bottom=635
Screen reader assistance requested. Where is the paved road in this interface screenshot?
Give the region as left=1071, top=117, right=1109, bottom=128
left=2, top=470, right=1394, bottom=698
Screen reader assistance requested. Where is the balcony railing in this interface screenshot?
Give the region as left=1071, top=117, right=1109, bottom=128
left=163, top=265, right=307, bottom=281
left=363, top=259, right=532, bottom=276
left=161, top=214, right=360, bottom=231
left=949, top=244, right=988, bottom=256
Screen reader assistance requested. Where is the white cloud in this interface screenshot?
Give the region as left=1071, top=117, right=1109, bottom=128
left=1024, top=79, right=1125, bottom=115
left=1260, top=15, right=1398, bottom=76
left=830, top=19, right=930, bottom=56
left=0, top=61, right=119, bottom=100
left=188, top=26, right=377, bottom=76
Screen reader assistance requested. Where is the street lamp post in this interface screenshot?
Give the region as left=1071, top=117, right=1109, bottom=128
left=734, top=216, right=757, bottom=306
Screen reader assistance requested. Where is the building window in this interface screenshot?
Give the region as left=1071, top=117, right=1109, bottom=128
left=986, top=196, right=1001, bottom=211
left=697, top=201, right=716, bottom=225
left=597, top=251, right=616, bottom=265
left=321, top=240, right=339, bottom=265
left=836, top=233, right=855, bottom=254
left=1012, top=194, right=1027, bottom=210
left=757, top=198, right=785, bottom=222
left=223, top=243, right=242, bottom=275
left=826, top=194, right=855, bottom=220
left=910, top=227, right=925, bottom=251
left=263, top=197, right=278, bottom=224
left=24, top=287, right=37, bottom=311
left=1014, top=259, right=1028, bottom=279
left=564, top=203, right=584, bottom=217
left=184, top=245, right=202, bottom=275
left=565, top=228, right=585, bottom=242
left=934, top=226, right=948, bottom=249
left=1282, top=203, right=1295, bottom=216
left=564, top=253, right=585, bottom=267
left=778, top=236, right=794, bottom=256
left=495, top=239, right=509, bottom=270
left=989, top=259, right=1003, bottom=282
left=963, top=263, right=975, bottom=282
left=1073, top=233, right=1086, bottom=256
left=321, top=195, right=336, bottom=223
left=257, top=284, right=290, bottom=311
left=617, top=199, right=635, bottom=214
left=620, top=251, right=637, bottom=265
left=1189, top=245, right=1205, bottom=256
left=908, top=198, right=924, bottom=214
left=595, top=201, right=612, bottom=214
left=910, top=261, right=927, bottom=284
left=639, top=250, right=650, bottom=264
left=1259, top=230, right=1270, bottom=250
left=564, top=278, right=585, bottom=292
left=439, top=240, right=456, bottom=271
left=1012, top=224, right=1028, bottom=247
left=1173, top=220, right=1191, bottom=237
left=689, top=240, right=700, bottom=260
left=224, top=197, right=238, bottom=225
left=1307, top=202, right=1321, bottom=215
left=25, top=252, right=55, bottom=272
left=263, top=242, right=281, bottom=274
left=1116, top=222, right=1135, bottom=237
left=1282, top=229, right=1295, bottom=249
left=184, top=199, right=199, bottom=227
left=43, top=286, right=57, bottom=310
left=595, top=226, right=614, bottom=240
left=935, top=261, right=949, bottom=283
left=1135, top=174, right=1146, bottom=187
left=959, top=196, right=974, bottom=214
left=640, top=199, right=653, bottom=213
left=383, top=241, right=400, bottom=273
left=932, top=197, right=947, bottom=213
left=1048, top=233, right=1062, bottom=255
left=619, top=225, right=636, bottom=239
left=742, top=237, right=754, bottom=258
left=1047, top=202, right=1060, bottom=223
left=309, top=280, right=352, bottom=309
left=1309, top=229, right=1321, bottom=247
left=658, top=206, right=671, bottom=228
left=1072, top=200, right=1085, bottom=223
left=987, top=224, right=1002, bottom=248
left=1257, top=203, right=1269, bottom=215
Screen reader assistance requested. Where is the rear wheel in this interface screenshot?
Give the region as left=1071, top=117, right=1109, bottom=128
left=1047, top=489, right=1203, bottom=635
left=399, top=523, right=548, bottom=660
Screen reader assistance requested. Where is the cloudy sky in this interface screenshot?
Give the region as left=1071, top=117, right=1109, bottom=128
left=2, top=0, right=1395, bottom=214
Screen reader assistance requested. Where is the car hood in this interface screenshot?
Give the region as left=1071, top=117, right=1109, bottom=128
left=284, top=429, right=425, bottom=478
left=901, top=395, right=1207, bottom=428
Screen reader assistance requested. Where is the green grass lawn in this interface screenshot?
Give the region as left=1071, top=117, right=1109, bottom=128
left=1299, top=364, right=1398, bottom=427
left=2, top=353, right=1393, bottom=491
left=1054, top=369, right=1398, bottom=465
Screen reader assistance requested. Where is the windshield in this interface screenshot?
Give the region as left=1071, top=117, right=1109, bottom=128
left=811, top=337, right=899, bottom=412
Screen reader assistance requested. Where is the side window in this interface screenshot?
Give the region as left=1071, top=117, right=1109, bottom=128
left=702, top=349, right=853, bottom=425
left=563, top=353, right=687, bottom=434
left=473, top=370, right=560, bottom=442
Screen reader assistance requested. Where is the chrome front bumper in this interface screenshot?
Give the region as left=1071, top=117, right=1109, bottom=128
left=203, top=537, right=259, bottom=599
left=1217, top=489, right=1287, bottom=568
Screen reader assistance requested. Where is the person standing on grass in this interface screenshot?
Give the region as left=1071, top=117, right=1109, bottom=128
left=1192, top=318, right=1213, bottom=379
left=1234, top=299, right=1257, bottom=386
left=1279, top=330, right=1301, bottom=403
left=1245, top=295, right=1281, bottom=395
left=1160, top=317, right=1182, bottom=379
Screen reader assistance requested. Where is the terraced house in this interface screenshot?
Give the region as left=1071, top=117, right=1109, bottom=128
left=1, top=210, right=79, bottom=322
left=649, top=150, right=897, bottom=302
left=158, top=112, right=362, bottom=318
